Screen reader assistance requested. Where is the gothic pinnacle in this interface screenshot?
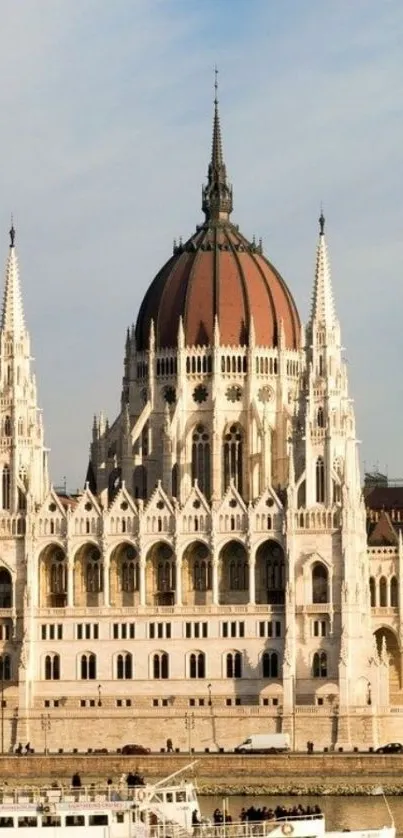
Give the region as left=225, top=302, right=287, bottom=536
left=202, top=68, right=233, bottom=222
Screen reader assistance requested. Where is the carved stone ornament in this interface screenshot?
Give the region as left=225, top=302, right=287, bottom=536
left=258, top=385, right=274, bottom=403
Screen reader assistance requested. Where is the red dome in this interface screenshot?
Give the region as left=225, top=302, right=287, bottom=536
left=135, top=223, right=300, bottom=350
left=135, top=95, right=300, bottom=352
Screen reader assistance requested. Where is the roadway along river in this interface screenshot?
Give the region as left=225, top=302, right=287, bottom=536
left=200, top=795, right=401, bottom=834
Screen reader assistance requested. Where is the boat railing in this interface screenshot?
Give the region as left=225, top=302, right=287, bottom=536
left=193, top=815, right=325, bottom=838
left=0, top=785, right=141, bottom=805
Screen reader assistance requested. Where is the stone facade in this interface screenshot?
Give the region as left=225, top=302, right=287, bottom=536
left=0, top=103, right=399, bottom=756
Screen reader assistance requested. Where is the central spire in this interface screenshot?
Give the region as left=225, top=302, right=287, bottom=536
left=202, top=69, right=233, bottom=223
left=1, top=220, right=26, bottom=335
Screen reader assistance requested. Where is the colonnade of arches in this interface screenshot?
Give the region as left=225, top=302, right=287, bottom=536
left=38, top=541, right=332, bottom=608
left=369, top=575, right=398, bottom=608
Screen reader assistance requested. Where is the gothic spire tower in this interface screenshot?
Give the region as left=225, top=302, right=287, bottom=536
left=0, top=224, right=48, bottom=511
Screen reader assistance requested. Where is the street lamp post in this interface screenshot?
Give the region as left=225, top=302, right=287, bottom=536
left=41, top=714, right=51, bottom=755
left=207, top=683, right=212, bottom=707
left=97, top=684, right=102, bottom=707
left=184, top=712, right=195, bottom=754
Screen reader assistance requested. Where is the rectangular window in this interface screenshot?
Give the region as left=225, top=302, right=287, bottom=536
left=275, top=621, right=281, bottom=637
left=129, top=623, right=135, bottom=639
left=166, top=623, right=171, bottom=639
left=194, top=622, right=200, bottom=639
left=89, top=816, right=108, bottom=826
left=189, top=698, right=195, bottom=706
left=226, top=698, right=231, bottom=706
left=198, top=698, right=205, bottom=707
left=222, top=622, right=228, bottom=638
left=41, top=625, right=46, bottom=640
left=80, top=699, right=86, bottom=707
left=202, top=622, right=208, bottom=638
left=157, top=623, right=163, bottom=639
left=230, top=622, right=236, bottom=638
left=162, top=699, right=168, bottom=707
left=185, top=623, right=191, bottom=638
left=121, top=624, right=127, bottom=640
left=54, top=700, right=59, bottom=708
left=49, top=625, right=55, bottom=640
left=44, top=700, right=50, bottom=708
left=57, top=625, right=63, bottom=640
left=116, top=699, right=122, bottom=707
left=259, top=621, right=265, bottom=638
left=113, top=624, right=119, bottom=639
left=152, top=698, right=158, bottom=706
left=89, top=699, right=95, bottom=708
left=239, top=622, right=245, bottom=638
left=77, top=624, right=83, bottom=640
left=66, top=816, right=85, bottom=827
left=126, top=699, right=132, bottom=707
left=149, top=624, right=155, bottom=639
left=85, top=624, right=91, bottom=640
left=272, top=698, right=279, bottom=706
left=93, top=624, right=99, bottom=640
left=235, top=698, right=241, bottom=706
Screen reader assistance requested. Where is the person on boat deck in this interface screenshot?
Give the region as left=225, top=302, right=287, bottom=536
left=15, top=743, right=23, bottom=755
left=192, top=810, right=200, bottom=826
left=166, top=738, right=173, bottom=752
left=72, top=772, right=82, bottom=788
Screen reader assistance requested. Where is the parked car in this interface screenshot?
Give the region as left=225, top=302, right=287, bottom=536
left=375, top=742, right=403, bottom=754
left=121, top=744, right=151, bottom=755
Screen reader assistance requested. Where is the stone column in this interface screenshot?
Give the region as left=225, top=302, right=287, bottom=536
left=212, top=559, right=219, bottom=605
left=139, top=560, right=146, bottom=606
left=175, top=556, right=182, bottom=606
left=67, top=560, right=74, bottom=607
left=248, top=557, right=256, bottom=605
left=103, top=554, right=110, bottom=607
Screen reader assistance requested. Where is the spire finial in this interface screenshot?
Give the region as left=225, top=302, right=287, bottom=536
left=214, top=65, right=218, bottom=106
left=9, top=216, right=15, bottom=249
left=201, top=68, right=233, bottom=222
left=319, top=205, right=325, bottom=236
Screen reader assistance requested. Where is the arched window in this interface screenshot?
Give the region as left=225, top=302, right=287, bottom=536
left=45, top=654, right=60, bottom=681
left=153, top=652, right=169, bottom=679
left=317, top=407, right=324, bottom=428
left=133, top=465, right=147, bottom=500
left=229, top=559, right=248, bottom=590
left=86, top=551, right=103, bottom=593
left=117, top=653, right=133, bottom=680
left=2, top=466, right=10, bottom=511
left=391, top=576, right=398, bottom=608
left=256, top=541, right=285, bottom=605
left=193, top=559, right=212, bottom=591
left=262, top=651, right=279, bottom=678
left=157, top=561, right=175, bottom=592
left=192, top=425, right=211, bottom=498
left=4, top=416, right=11, bottom=437
left=0, top=569, right=12, bottom=608
left=121, top=549, right=139, bottom=592
left=223, top=425, right=243, bottom=495
left=315, top=457, right=325, bottom=503
left=312, top=651, right=327, bottom=678
left=0, top=654, right=11, bottom=681
left=226, top=651, right=242, bottom=679
left=81, top=653, right=96, bottom=680
left=312, top=563, right=329, bottom=604
left=379, top=576, right=387, bottom=607
left=189, top=652, right=205, bottom=679
left=369, top=577, right=376, bottom=607
left=50, top=554, right=67, bottom=595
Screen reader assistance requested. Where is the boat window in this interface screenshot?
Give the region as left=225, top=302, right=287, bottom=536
left=42, top=816, right=62, bottom=827
left=166, top=793, right=173, bottom=802
left=176, top=791, right=186, bottom=802
left=115, top=813, right=125, bottom=824
left=18, top=818, right=38, bottom=828
left=0, top=818, right=14, bottom=827
left=65, top=816, right=85, bottom=826
left=89, top=815, right=108, bottom=826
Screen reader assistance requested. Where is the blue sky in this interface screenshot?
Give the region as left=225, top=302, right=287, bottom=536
left=1, top=0, right=403, bottom=489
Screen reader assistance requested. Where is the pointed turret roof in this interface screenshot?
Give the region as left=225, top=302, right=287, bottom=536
left=1, top=222, right=25, bottom=335
left=202, top=69, right=233, bottom=222
left=309, top=211, right=337, bottom=329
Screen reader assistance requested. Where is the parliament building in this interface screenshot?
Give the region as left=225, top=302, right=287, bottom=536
left=0, top=93, right=400, bottom=754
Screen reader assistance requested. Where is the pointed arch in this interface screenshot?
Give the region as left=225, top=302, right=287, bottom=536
left=390, top=576, right=398, bottom=608
left=315, top=457, right=325, bottom=503
left=312, top=562, right=329, bottom=604
left=152, top=651, right=169, bottom=680
left=2, top=466, right=10, bottom=510
left=223, top=424, right=243, bottom=495
left=369, top=576, right=376, bottom=608
left=317, top=407, right=324, bottom=428
left=0, top=568, right=12, bottom=608
left=191, top=425, right=210, bottom=498
left=116, top=652, right=133, bottom=680
left=255, top=540, right=285, bottom=605
left=225, top=651, right=242, bottom=679
left=262, top=651, right=279, bottom=678
left=312, top=651, right=327, bottom=678
left=80, top=652, right=96, bottom=680
left=189, top=651, right=206, bottom=679
left=379, top=576, right=387, bottom=607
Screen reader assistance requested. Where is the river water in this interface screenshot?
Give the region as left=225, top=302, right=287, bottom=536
left=199, top=796, right=400, bottom=835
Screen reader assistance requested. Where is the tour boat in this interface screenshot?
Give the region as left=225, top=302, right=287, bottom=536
left=0, top=764, right=395, bottom=838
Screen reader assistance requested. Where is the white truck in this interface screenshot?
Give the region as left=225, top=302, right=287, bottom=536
left=234, top=733, right=291, bottom=753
